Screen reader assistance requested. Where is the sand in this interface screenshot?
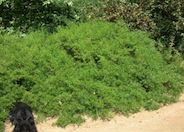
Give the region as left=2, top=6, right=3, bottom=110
left=5, top=93, right=184, bottom=132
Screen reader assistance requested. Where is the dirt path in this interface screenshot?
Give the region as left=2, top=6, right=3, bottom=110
left=5, top=93, right=184, bottom=132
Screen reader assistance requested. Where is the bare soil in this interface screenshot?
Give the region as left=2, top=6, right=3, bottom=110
left=5, top=93, right=184, bottom=132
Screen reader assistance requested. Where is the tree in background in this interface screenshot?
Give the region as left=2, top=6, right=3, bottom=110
left=0, top=0, right=77, bottom=32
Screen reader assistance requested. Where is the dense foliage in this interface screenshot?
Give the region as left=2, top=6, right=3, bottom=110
left=0, top=21, right=183, bottom=130
left=0, top=0, right=77, bottom=32
left=0, top=0, right=183, bottom=131
left=77, top=0, right=155, bottom=31
left=149, top=0, right=184, bottom=53
left=74, top=0, right=183, bottom=54
left=1, top=0, right=183, bottom=54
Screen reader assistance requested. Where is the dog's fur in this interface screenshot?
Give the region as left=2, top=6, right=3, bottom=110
left=9, top=102, right=38, bottom=132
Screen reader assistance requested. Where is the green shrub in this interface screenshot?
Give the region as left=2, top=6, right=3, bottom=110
left=0, top=21, right=183, bottom=129
left=0, top=0, right=77, bottom=32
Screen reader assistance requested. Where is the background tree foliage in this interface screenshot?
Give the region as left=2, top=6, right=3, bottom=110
left=73, top=0, right=183, bottom=54
left=0, top=0, right=183, bottom=53
left=0, top=0, right=77, bottom=32
left=149, top=0, right=184, bottom=53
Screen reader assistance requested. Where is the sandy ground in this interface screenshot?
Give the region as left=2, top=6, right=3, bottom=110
left=5, top=93, right=184, bottom=132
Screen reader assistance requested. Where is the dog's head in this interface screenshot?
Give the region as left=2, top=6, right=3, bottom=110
left=9, top=102, right=37, bottom=132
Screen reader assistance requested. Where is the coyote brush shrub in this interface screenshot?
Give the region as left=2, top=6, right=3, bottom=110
left=0, top=21, right=183, bottom=129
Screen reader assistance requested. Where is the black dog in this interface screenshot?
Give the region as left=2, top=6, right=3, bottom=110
left=9, top=102, right=38, bottom=132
